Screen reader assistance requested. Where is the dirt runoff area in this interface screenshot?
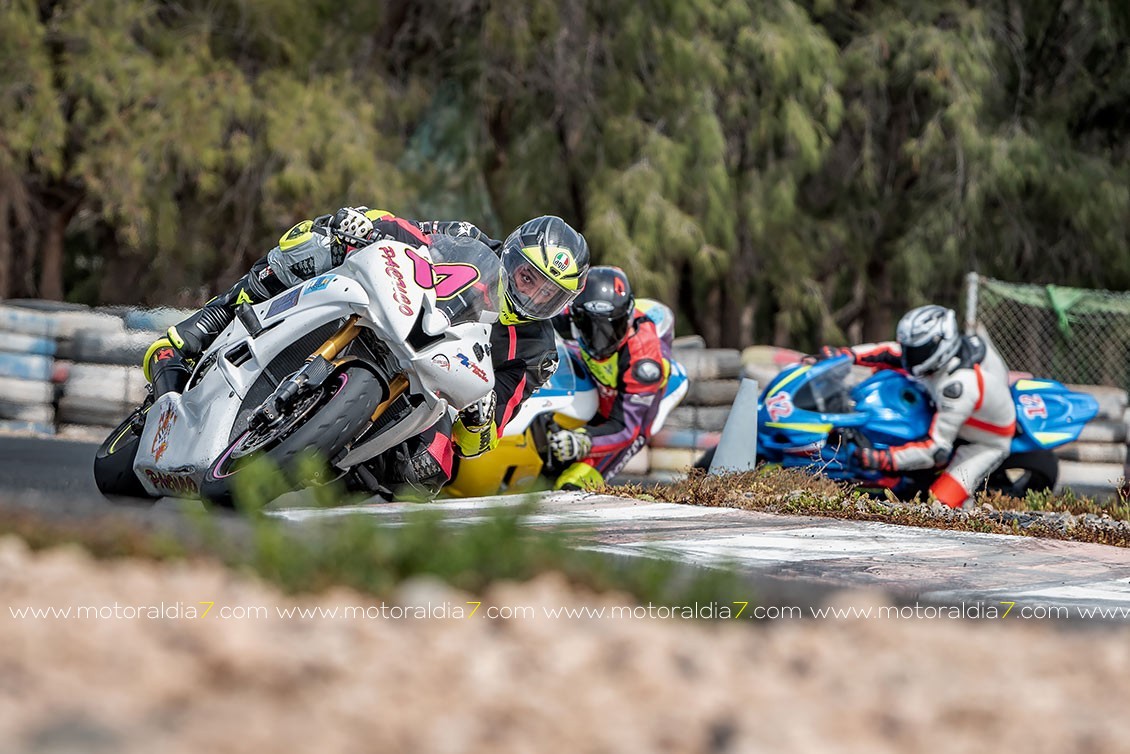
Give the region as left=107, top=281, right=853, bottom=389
left=2, top=536, right=1128, bottom=753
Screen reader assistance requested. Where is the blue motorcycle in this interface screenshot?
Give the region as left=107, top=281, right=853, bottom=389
left=701, top=355, right=1099, bottom=498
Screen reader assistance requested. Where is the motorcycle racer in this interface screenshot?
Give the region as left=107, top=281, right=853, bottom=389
left=814, top=305, right=1016, bottom=508
left=546, top=266, right=686, bottom=490
left=144, top=208, right=590, bottom=500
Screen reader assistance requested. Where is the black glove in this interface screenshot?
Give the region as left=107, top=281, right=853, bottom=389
left=855, top=446, right=895, bottom=472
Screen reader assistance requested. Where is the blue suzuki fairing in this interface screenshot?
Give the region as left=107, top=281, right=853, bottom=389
left=757, top=355, right=1098, bottom=487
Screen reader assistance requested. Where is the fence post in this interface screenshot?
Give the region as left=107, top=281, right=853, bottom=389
left=964, top=272, right=980, bottom=335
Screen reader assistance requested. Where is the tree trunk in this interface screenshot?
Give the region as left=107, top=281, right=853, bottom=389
left=38, top=208, right=72, bottom=300
left=0, top=190, right=10, bottom=299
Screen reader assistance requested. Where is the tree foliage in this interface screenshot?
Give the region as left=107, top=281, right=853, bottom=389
left=2, top=0, right=1129, bottom=348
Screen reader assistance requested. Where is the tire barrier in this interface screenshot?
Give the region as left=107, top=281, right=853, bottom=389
left=1045, top=384, right=1130, bottom=491
left=674, top=348, right=743, bottom=381
left=648, top=447, right=704, bottom=473
left=0, top=306, right=61, bottom=434
left=0, top=301, right=164, bottom=438
left=56, top=363, right=148, bottom=428
left=683, top=379, right=741, bottom=407
left=664, top=405, right=733, bottom=433
left=56, top=329, right=162, bottom=367
left=630, top=348, right=745, bottom=481
left=0, top=305, right=58, bottom=338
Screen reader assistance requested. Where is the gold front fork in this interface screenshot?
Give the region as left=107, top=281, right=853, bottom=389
left=311, top=315, right=408, bottom=423
left=312, top=315, right=363, bottom=362
left=372, top=374, right=409, bottom=421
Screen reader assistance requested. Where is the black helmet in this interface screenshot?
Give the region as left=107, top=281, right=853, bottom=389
left=571, top=266, right=635, bottom=361
left=499, top=215, right=590, bottom=323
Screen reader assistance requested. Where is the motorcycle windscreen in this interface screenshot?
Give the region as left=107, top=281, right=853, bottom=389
left=426, top=235, right=504, bottom=326
left=796, top=358, right=853, bottom=413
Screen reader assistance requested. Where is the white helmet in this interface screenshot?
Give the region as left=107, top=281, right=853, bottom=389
left=896, top=305, right=961, bottom=376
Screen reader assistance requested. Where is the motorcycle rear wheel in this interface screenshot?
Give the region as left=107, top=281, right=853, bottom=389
left=986, top=449, right=1058, bottom=498
left=93, top=404, right=153, bottom=498
left=199, top=368, right=383, bottom=508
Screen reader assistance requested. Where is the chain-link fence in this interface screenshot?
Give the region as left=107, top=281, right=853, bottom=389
left=967, top=273, right=1130, bottom=390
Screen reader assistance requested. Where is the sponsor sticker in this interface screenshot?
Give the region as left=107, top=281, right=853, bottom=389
left=380, top=245, right=415, bottom=316
left=144, top=469, right=198, bottom=496
left=151, top=404, right=176, bottom=462
left=305, top=274, right=336, bottom=293
left=456, top=352, right=490, bottom=382
left=266, top=288, right=301, bottom=318
left=766, top=392, right=794, bottom=422
left=1020, top=393, right=1048, bottom=419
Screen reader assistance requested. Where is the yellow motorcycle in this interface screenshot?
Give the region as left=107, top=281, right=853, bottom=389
left=444, top=341, right=597, bottom=497
left=445, top=338, right=689, bottom=497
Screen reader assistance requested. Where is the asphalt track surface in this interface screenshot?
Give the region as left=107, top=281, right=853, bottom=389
left=3, top=434, right=1130, bottom=620
left=0, top=435, right=102, bottom=501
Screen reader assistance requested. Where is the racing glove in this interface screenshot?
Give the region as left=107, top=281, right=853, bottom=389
left=453, top=392, right=498, bottom=458
left=815, top=345, right=854, bottom=362
left=330, top=206, right=374, bottom=243
left=549, top=428, right=592, bottom=464
left=855, top=446, right=896, bottom=473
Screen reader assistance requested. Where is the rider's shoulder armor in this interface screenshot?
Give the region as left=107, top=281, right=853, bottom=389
left=949, top=335, right=987, bottom=372
left=423, top=220, right=502, bottom=251
left=623, top=319, right=668, bottom=393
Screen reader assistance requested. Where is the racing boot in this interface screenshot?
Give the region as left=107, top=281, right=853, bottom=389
left=359, top=419, right=455, bottom=502
left=142, top=261, right=277, bottom=395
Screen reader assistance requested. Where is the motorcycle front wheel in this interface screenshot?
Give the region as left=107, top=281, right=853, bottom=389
left=93, top=403, right=153, bottom=498
left=199, top=368, right=383, bottom=508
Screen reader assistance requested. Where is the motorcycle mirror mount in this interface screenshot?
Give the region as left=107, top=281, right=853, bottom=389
left=421, top=307, right=450, bottom=336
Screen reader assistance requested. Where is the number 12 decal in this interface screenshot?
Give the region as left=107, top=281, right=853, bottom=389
left=405, top=248, right=479, bottom=299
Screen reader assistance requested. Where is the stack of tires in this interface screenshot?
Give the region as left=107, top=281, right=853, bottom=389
left=0, top=301, right=191, bottom=438
left=1051, top=386, right=1129, bottom=466
left=0, top=305, right=60, bottom=434
left=642, top=338, right=746, bottom=479
left=54, top=310, right=167, bottom=431
left=1051, top=385, right=1130, bottom=496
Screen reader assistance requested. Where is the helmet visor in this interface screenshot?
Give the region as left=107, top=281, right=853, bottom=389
left=502, top=246, right=577, bottom=320
left=573, top=306, right=631, bottom=361
left=901, top=340, right=939, bottom=374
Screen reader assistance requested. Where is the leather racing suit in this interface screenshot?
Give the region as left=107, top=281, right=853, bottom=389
left=555, top=299, right=687, bottom=489
left=847, top=334, right=1016, bottom=507
left=146, top=211, right=558, bottom=500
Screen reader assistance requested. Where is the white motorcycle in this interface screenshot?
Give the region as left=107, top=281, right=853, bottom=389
left=93, top=234, right=503, bottom=506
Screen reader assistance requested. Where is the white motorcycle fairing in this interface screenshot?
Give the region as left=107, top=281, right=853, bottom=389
left=131, top=239, right=499, bottom=498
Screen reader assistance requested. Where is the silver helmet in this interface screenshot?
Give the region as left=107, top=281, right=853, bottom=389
left=896, top=305, right=961, bottom=376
